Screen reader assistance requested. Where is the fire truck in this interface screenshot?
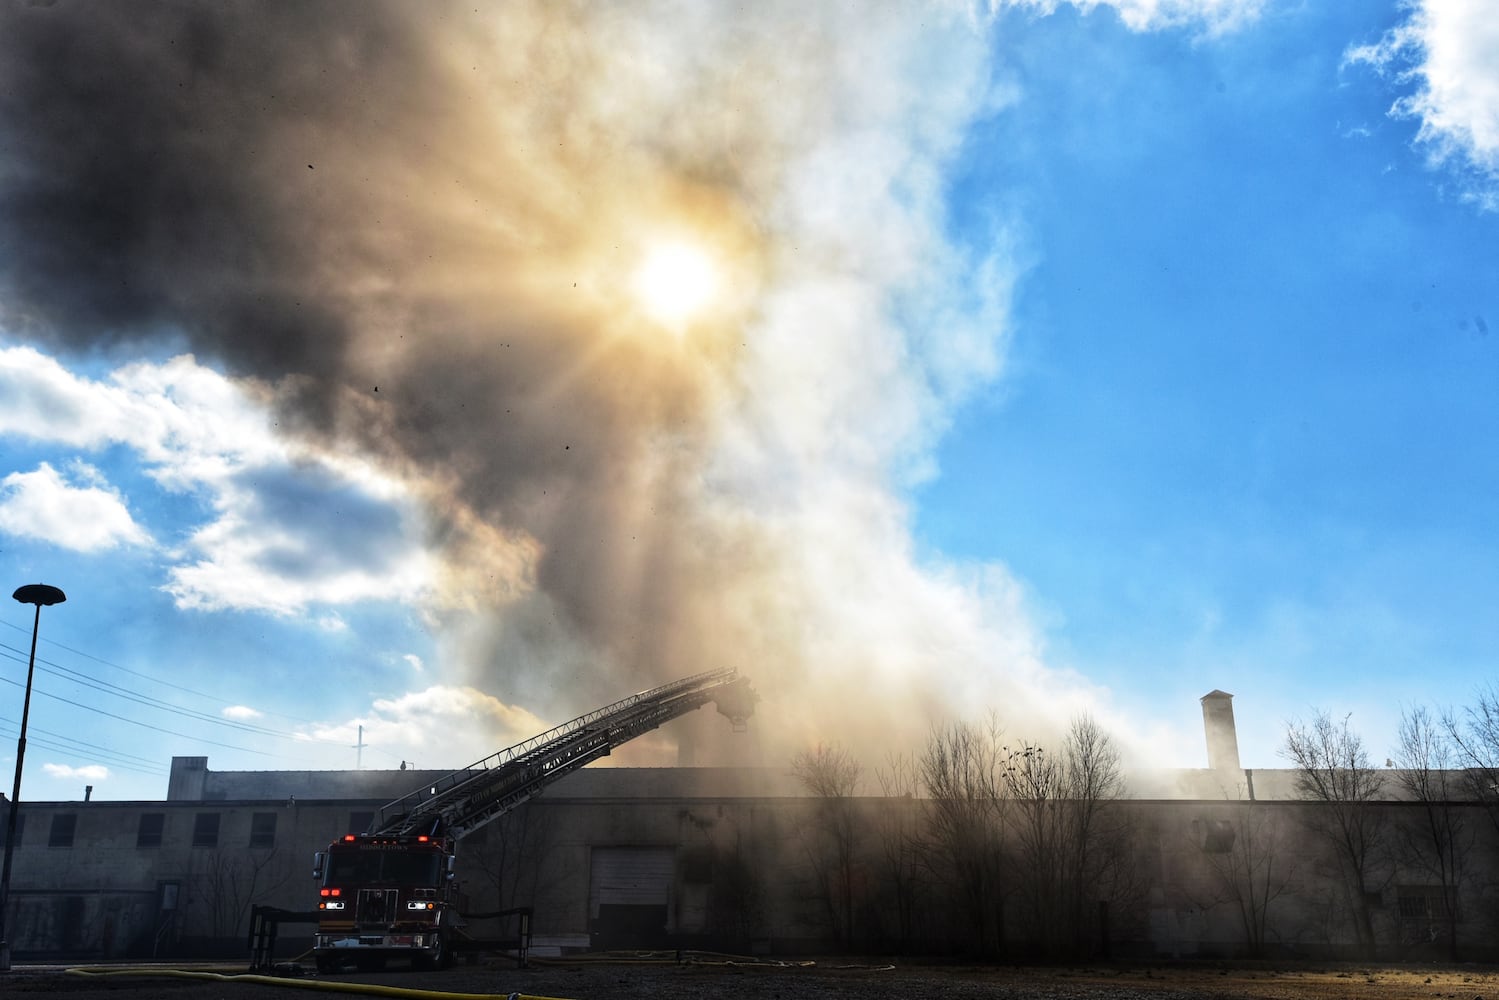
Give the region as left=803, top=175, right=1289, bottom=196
left=308, top=667, right=757, bottom=972
left=312, top=833, right=458, bottom=970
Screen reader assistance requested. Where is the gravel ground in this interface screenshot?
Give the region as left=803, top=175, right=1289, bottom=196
left=6, top=958, right=1499, bottom=1000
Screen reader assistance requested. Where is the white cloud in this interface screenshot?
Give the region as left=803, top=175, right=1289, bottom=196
left=0, top=346, right=135, bottom=447
left=42, top=762, right=110, bottom=781
left=0, top=346, right=443, bottom=616
left=162, top=506, right=435, bottom=615
left=222, top=705, right=263, bottom=720
left=1346, top=0, right=1499, bottom=209
left=369, top=686, right=550, bottom=746
left=304, top=686, right=549, bottom=768
left=0, top=347, right=281, bottom=470
left=1102, top=0, right=1265, bottom=34
left=403, top=654, right=425, bottom=673
left=0, top=461, right=150, bottom=551
left=996, top=0, right=1265, bottom=35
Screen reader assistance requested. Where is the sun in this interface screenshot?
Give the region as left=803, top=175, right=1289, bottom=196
left=632, top=241, right=719, bottom=328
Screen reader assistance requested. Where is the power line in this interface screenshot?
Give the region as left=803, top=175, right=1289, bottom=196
left=0, top=615, right=334, bottom=728
left=0, top=643, right=294, bottom=739
left=0, top=671, right=286, bottom=758
left=0, top=642, right=361, bottom=751
left=0, top=720, right=168, bottom=777
left=0, top=613, right=417, bottom=772
left=0, top=716, right=166, bottom=768
left=0, top=617, right=239, bottom=702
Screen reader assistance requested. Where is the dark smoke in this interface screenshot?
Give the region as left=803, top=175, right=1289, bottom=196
left=1, top=1, right=1116, bottom=763
left=1, top=3, right=412, bottom=370
left=0, top=0, right=774, bottom=711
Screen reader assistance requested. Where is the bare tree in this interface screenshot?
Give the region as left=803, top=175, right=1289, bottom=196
left=1281, top=710, right=1387, bottom=958
left=1188, top=799, right=1297, bottom=958
left=1441, top=688, right=1499, bottom=938
left=873, top=751, right=924, bottom=951
left=790, top=742, right=863, bottom=948
left=707, top=825, right=766, bottom=948
left=1001, top=716, right=1135, bottom=959
left=919, top=718, right=1008, bottom=956
left=1000, top=739, right=1064, bottom=954
left=1392, top=705, right=1470, bottom=959
left=465, top=803, right=563, bottom=915
left=1443, top=686, right=1499, bottom=841
left=185, top=847, right=289, bottom=941
left=1060, top=715, right=1140, bottom=955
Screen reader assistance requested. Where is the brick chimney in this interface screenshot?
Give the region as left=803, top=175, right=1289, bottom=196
left=1201, top=690, right=1242, bottom=771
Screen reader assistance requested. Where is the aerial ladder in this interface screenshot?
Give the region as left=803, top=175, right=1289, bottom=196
left=370, top=666, right=756, bottom=840
left=265, top=667, right=757, bottom=972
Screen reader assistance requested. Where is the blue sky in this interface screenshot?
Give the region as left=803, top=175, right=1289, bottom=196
left=1, top=0, right=1496, bottom=802
left=920, top=2, right=1499, bottom=773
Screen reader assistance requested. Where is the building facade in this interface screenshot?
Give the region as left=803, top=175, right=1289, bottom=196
left=6, top=750, right=1499, bottom=963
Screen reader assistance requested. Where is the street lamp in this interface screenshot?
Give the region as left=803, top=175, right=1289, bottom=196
left=0, top=583, right=65, bottom=973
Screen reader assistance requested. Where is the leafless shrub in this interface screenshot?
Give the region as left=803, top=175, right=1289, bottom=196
left=1281, top=710, right=1387, bottom=958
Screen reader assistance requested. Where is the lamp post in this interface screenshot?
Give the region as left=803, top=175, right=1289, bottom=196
left=0, top=583, right=65, bottom=973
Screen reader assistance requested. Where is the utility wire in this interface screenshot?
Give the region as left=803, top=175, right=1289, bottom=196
left=0, top=671, right=286, bottom=758
left=0, top=616, right=337, bottom=728
left=0, top=642, right=360, bottom=750
left=0, top=716, right=167, bottom=769
left=0, top=643, right=297, bottom=739
left=0, top=722, right=167, bottom=777
left=0, top=615, right=415, bottom=770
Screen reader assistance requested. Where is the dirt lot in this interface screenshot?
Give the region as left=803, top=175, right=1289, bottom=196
left=7, top=959, right=1499, bottom=1000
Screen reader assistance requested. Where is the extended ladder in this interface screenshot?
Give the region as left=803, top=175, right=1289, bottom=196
left=369, top=667, right=756, bottom=840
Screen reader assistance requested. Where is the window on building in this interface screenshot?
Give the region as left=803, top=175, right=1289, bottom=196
left=250, top=812, right=277, bottom=849
left=1398, top=885, right=1453, bottom=922
left=137, top=813, right=165, bottom=848
left=1192, top=818, right=1236, bottom=854
left=49, top=813, right=77, bottom=848
left=158, top=881, right=180, bottom=913
left=347, top=811, right=374, bottom=835
left=192, top=812, right=220, bottom=848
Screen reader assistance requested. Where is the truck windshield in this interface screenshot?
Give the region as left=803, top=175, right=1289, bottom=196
left=325, top=848, right=442, bottom=886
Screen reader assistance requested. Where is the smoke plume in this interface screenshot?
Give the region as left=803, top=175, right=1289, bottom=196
left=0, top=1, right=1121, bottom=764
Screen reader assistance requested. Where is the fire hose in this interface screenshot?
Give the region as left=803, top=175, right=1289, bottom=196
left=65, top=965, right=572, bottom=1000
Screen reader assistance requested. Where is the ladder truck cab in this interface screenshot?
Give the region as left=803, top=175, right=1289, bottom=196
left=312, top=832, right=459, bottom=971
left=304, top=667, right=756, bottom=973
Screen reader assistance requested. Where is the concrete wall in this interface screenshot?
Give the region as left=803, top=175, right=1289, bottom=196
left=8, top=764, right=1499, bottom=962
left=2, top=796, right=385, bottom=958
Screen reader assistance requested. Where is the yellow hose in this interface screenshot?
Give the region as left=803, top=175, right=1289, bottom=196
left=527, top=949, right=813, bottom=969
left=65, top=966, right=574, bottom=1000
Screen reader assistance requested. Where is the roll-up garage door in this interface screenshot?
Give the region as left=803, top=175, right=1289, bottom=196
left=589, top=847, right=675, bottom=947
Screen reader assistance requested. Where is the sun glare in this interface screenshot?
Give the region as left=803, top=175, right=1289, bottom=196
left=632, top=241, right=719, bottom=328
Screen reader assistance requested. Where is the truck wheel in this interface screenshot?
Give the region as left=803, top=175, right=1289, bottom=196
left=415, top=931, right=448, bottom=970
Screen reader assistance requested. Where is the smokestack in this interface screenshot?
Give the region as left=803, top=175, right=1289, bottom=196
left=1200, top=690, right=1242, bottom=771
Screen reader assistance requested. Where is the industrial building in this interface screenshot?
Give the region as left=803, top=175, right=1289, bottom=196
left=3, top=690, right=1497, bottom=964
